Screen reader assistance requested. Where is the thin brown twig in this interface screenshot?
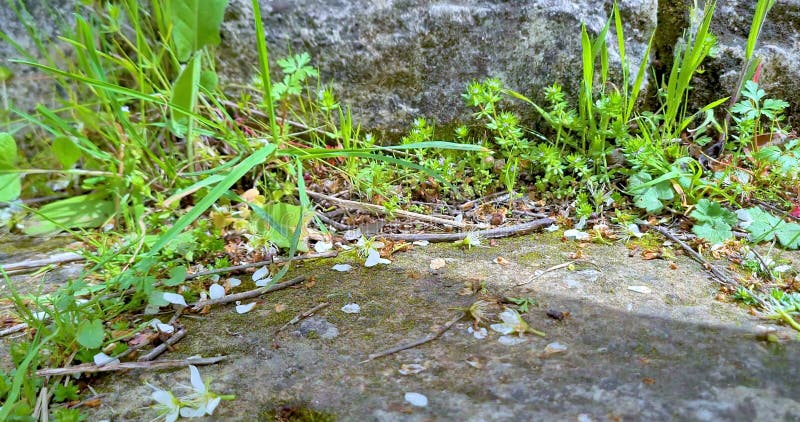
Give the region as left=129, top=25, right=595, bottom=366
left=277, top=302, right=329, bottom=333
left=190, top=275, right=305, bottom=310
left=138, top=329, right=188, bottom=362
left=0, top=323, right=27, bottom=337
left=509, top=259, right=600, bottom=289
left=1, top=252, right=84, bottom=272
left=362, top=312, right=464, bottom=363
left=185, top=252, right=336, bottom=280
left=307, top=191, right=475, bottom=229
left=36, top=356, right=227, bottom=377
left=379, top=218, right=555, bottom=242
left=649, top=225, right=739, bottom=287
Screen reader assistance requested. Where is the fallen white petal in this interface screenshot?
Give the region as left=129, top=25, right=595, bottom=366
left=564, top=229, right=590, bottom=241
left=542, top=342, right=568, bottom=356
left=341, top=303, right=361, bottom=314
left=252, top=266, right=270, bottom=282
left=429, top=258, right=446, bottom=270
left=209, top=283, right=226, bottom=300
left=498, top=335, right=527, bottom=345
left=468, top=326, right=488, bottom=340
left=774, top=265, right=792, bottom=273
left=544, top=224, right=560, bottom=232
left=162, top=292, right=187, bottom=307
left=236, top=302, right=257, bottom=314
left=255, top=276, right=272, bottom=287
left=228, top=278, right=242, bottom=287
left=412, top=240, right=429, bottom=247
left=365, top=249, right=390, bottom=267
left=315, top=241, right=333, bottom=253
left=627, top=223, right=644, bottom=238
left=404, top=392, right=428, bottom=407
left=627, top=285, right=652, bottom=294
left=332, top=264, right=352, bottom=272
left=93, top=352, right=120, bottom=366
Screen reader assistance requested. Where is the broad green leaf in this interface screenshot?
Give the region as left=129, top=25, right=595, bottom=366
left=170, top=0, right=228, bottom=62
left=628, top=172, right=673, bottom=213
left=0, top=133, right=20, bottom=202
left=692, top=222, right=733, bottom=245
left=690, top=199, right=737, bottom=226
left=260, top=202, right=312, bottom=251
left=23, top=194, right=115, bottom=235
left=166, top=265, right=187, bottom=287
left=52, top=136, right=82, bottom=169
left=200, top=70, right=219, bottom=92
left=171, top=55, right=202, bottom=128
left=777, top=223, right=800, bottom=249
left=76, top=319, right=105, bottom=349
left=745, top=207, right=782, bottom=242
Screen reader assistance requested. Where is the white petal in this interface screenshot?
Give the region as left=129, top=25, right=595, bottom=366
left=162, top=293, right=187, bottom=307
left=490, top=323, right=515, bottom=335
left=31, top=311, right=48, bottom=321
left=627, top=285, right=652, bottom=294
left=404, top=392, right=428, bottom=407
left=252, top=266, right=270, bottom=282
left=227, top=278, right=242, bottom=287
left=179, top=407, right=206, bottom=418
left=365, top=249, right=389, bottom=267
left=544, top=224, right=560, bottom=232
left=236, top=302, right=257, bottom=314
left=156, top=323, right=175, bottom=334
left=627, top=223, right=644, bottom=238
left=254, top=276, right=272, bottom=287
left=412, top=240, right=429, bottom=246
left=341, top=303, right=361, bottom=314
left=468, top=326, right=487, bottom=340
left=564, top=229, right=589, bottom=241
left=93, top=352, right=119, bottom=366
left=188, top=365, right=205, bottom=392
left=454, top=214, right=463, bottom=223
left=165, top=408, right=180, bottom=422
left=209, top=283, right=226, bottom=300
left=498, top=335, right=527, bottom=345
left=332, top=264, right=352, bottom=272
left=314, top=241, right=333, bottom=253
left=151, top=389, right=174, bottom=406
left=205, top=396, right=222, bottom=414
left=498, top=308, right=520, bottom=324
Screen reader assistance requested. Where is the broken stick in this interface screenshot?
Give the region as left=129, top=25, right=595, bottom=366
left=362, top=312, right=464, bottom=362
left=380, top=218, right=555, bottom=242
left=36, top=356, right=227, bottom=377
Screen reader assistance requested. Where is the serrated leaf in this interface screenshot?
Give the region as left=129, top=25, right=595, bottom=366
left=52, top=136, right=82, bottom=169
left=165, top=265, right=187, bottom=286
left=690, top=199, right=737, bottom=226
left=745, top=207, right=782, bottom=242
left=170, top=0, right=228, bottom=62
left=76, top=319, right=105, bottom=349
left=692, top=221, right=733, bottom=245
left=777, top=223, right=800, bottom=249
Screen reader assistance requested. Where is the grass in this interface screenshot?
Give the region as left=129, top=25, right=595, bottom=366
left=0, top=0, right=798, bottom=418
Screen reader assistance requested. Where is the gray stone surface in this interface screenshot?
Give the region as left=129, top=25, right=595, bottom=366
left=2, top=1, right=799, bottom=134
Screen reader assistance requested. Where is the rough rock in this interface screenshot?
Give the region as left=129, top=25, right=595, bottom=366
left=219, top=0, right=657, bottom=137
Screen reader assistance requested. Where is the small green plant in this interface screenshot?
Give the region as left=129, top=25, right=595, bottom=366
left=730, top=80, right=789, bottom=149
left=689, top=199, right=738, bottom=244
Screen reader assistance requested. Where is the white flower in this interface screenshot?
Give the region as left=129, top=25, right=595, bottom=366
left=180, top=365, right=222, bottom=417
left=149, top=385, right=181, bottom=422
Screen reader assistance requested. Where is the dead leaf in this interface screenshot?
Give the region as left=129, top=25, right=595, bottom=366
left=493, top=256, right=510, bottom=266
left=642, top=377, right=656, bottom=385
left=430, top=258, right=446, bottom=271
left=274, top=303, right=287, bottom=313
left=545, top=309, right=569, bottom=321
left=465, top=355, right=487, bottom=369
left=241, top=188, right=260, bottom=202
left=669, top=261, right=678, bottom=270
left=641, top=249, right=663, bottom=260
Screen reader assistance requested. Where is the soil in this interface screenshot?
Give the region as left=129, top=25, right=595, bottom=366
left=2, top=232, right=800, bottom=421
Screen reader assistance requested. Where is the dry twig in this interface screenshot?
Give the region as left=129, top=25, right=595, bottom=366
left=138, top=329, right=188, bottom=362
left=380, top=218, right=554, bottom=242
left=1, top=252, right=84, bottom=273
left=0, top=323, right=27, bottom=337
left=36, top=356, right=227, bottom=376
left=362, top=312, right=464, bottom=362
left=186, top=252, right=336, bottom=280
left=650, top=225, right=738, bottom=286
left=190, top=275, right=305, bottom=310
left=307, top=191, right=474, bottom=229
left=277, top=302, right=329, bottom=333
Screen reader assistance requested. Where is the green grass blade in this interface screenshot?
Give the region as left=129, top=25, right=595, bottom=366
left=147, top=143, right=277, bottom=255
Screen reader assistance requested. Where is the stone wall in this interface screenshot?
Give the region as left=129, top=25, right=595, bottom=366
left=2, top=0, right=798, bottom=137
